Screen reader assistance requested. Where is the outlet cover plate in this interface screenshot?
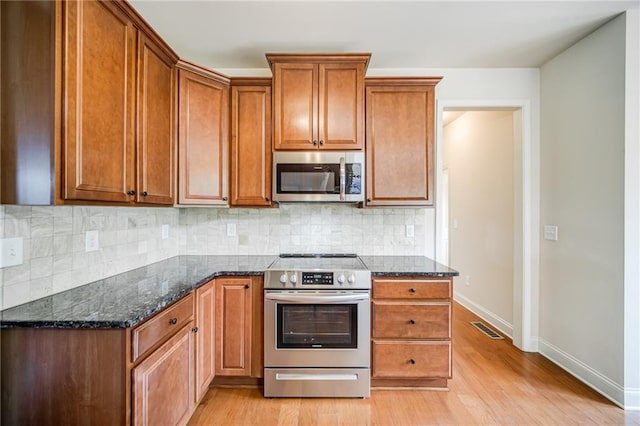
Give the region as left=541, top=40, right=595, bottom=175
left=85, top=230, right=100, bottom=252
left=0, top=237, right=24, bottom=268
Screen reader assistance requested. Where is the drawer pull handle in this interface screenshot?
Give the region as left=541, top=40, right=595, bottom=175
left=410, top=288, right=417, bottom=293
left=410, top=319, right=416, bottom=325
left=192, top=327, right=199, bottom=333
left=169, top=318, right=178, bottom=325
left=410, top=358, right=416, bottom=365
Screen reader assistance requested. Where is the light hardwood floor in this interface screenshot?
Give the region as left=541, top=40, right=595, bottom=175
left=189, top=302, right=640, bottom=425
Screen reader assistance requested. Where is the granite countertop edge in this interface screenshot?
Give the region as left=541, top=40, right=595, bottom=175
left=1, top=255, right=458, bottom=329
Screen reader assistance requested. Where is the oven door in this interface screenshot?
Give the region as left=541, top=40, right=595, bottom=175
left=264, top=290, right=370, bottom=368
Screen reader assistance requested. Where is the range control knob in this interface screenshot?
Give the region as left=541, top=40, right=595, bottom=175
left=279, top=273, right=288, bottom=284
left=337, top=274, right=346, bottom=284
left=347, top=274, right=356, bottom=284
left=289, top=274, right=298, bottom=284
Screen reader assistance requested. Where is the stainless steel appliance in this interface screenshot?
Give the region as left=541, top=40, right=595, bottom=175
left=273, top=152, right=364, bottom=203
left=264, top=254, right=371, bottom=398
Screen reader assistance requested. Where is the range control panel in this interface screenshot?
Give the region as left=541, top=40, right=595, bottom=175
left=264, top=269, right=372, bottom=290
left=302, top=272, right=333, bottom=285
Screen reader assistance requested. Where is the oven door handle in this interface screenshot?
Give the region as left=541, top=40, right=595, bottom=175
left=264, top=293, right=369, bottom=303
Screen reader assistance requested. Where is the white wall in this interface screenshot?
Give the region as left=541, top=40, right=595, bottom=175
left=540, top=14, right=626, bottom=405
left=623, top=9, right=640, bottom=411
left=444, top=111, right=515, bottom=335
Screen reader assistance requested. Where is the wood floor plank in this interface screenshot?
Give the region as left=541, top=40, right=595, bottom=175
left=188, top=302, right=639, bottom=426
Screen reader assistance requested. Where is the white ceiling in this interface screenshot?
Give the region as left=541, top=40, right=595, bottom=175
left=129, top=0, right=638, bottom=73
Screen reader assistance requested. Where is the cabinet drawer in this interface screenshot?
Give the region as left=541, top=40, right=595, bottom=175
left=372, top=341, right=451, bottom=379
left=132, top=293, right=194, bottom=362
left=373, top=278, right=451, bottom=299
left=373, top=302, right=450, bottom=339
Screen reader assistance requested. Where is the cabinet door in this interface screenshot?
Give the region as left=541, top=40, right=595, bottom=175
left=137, top=33, right=175, bottom=205
left=272, top=63, right=317, bottom=150
left=133, top=322, right=195, bottom=426
left=318, top=63, right=364, bottom=150
left=215, top=278, right=252, bottom=376
left=178, top=69, right=229, bottom=205
left=365, top=84, right=436, bottom=206
left=195, top=280, right=215, bottom=402
left=230, top=84, right=272, bottom=206
left=63, top=0, right=136, bottom=202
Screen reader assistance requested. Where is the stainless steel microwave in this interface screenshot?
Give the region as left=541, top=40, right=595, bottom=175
left=273, top=152, right=365, bottom=203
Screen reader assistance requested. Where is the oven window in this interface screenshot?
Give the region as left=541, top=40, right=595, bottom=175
left=276, top=303, right=357, bottom=348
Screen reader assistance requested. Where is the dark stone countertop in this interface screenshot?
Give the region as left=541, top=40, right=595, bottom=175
left=359, top=256, right=459, bottom=277
left=0, top=255, right=276, bottom=329
left=0, top=254, right=457, bottom=329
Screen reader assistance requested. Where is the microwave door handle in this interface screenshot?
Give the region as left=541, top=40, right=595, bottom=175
left=340, top=157, right=346, bottom=200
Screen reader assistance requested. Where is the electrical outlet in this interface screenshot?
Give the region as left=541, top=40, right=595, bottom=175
left=161, top=280, right=169, bottom=295
left=405, top=224, right=415, bottom=238
left=162, top=224, right=170, bottom=240
left=85, top=230, right=99, bottom=252
left=227, top=223, right=237, bottom=237
left=0, top=237, right=24, bottom=268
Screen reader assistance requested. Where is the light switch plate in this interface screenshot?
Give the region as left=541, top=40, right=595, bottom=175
left=227, top=223, right=237, bottom=237
left=405, top=224, right=415, bottom=238
left=85, top=230, right=100, bottom=252
left=544, top=225, right=558, bottom=241
left=162, top=224, right=170, bottom=240
left=0, top=237, right=24, bottom=268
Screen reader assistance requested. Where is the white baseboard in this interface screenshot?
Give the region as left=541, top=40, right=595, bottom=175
left=625, top=388, right=640, bottom=410
left=538, top=338, right=625, bottom=408
left=453, top=292, right=513, bottom=339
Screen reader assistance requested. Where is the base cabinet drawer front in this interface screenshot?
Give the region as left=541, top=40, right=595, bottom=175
left=133, top=322, right=195, bottom=426
left=373, top=302, right=450, bottom=339
left=132, top=293, right=195, bottom=362
left=372, top=341, right=451, bottom=379
left=373, top=279, right=451, bottom=300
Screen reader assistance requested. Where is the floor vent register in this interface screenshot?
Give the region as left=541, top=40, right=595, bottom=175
left=470, top=322, right=504, bottom=339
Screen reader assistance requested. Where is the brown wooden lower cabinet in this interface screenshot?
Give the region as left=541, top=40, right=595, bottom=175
left=371, top=276, right=453, bottom=388
left=133, top=322, right=195, bottom=426
left=195, top=279, right=216, bottom=402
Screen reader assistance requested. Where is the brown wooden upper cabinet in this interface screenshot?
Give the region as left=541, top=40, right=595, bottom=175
left=1, top=0, right=178, bottom=205
left=365, top=78, right=442, bottom=206
left=64, top=1, right=177, bottom=205
left=267, top=54, right=370, bottom=151
left=230, top=78, right=272, bottom=207
left=177, top=62, right=230, bottom=206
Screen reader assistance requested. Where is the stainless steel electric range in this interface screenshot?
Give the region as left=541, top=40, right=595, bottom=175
left=263, top=254, right=371, bottom=398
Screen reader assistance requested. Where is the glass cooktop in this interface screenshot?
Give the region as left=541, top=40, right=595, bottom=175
left=269, top=254, right=367, bottom=271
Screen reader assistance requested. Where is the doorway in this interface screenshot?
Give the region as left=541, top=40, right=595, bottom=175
left=435, top=103, right=536, bottom=352
left=442, top=110, right=515, bottom=336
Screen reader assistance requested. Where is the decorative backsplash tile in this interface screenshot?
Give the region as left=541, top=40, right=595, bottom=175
left=1, top=203, right=430, bottom=310
left=0, top=206, right=179, bottom=310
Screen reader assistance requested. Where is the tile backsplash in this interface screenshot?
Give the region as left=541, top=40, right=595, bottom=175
left=1, top=204, right=430, bottom=310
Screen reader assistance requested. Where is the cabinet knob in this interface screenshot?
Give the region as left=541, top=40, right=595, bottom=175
left=141, top=191, right=148, bottom=197
left=222, top=197, right=228, bottom=202
left=265, top=197, right=270, bottom=202
left=410, top=319, right=416, bottom=325
left=169, top=318, right=177, bottom=325
left=410, top=358, right=416, bottom=365
left=244, top=284, right=250, bottom=289
left=192, top=327, right=199, bottom=333
left=410, top=288, right=417, bottom=293
left=312, top=140, right=318, bottom=146
left=319, top=140, right=324, bottom=145
left=127, top=190, right=136, bottom=196
left=366, top=198, right=372, bottom=202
